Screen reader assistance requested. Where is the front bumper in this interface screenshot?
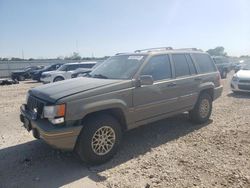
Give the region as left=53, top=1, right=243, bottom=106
left=40, top=76, right=52, bottom=84
left=213, top=85, right=223, bottom=100
left=20, top=104, right=82, bottom=150
left=231, top=81, right=250, bottom=93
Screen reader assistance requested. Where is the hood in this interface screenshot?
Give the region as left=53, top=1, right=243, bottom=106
left=29, top=77, right=124, bottom=103
left=236, top=70, right=250, bottom=79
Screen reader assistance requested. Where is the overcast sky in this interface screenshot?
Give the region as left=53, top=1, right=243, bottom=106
left=0, top=0, right=249, bottom=58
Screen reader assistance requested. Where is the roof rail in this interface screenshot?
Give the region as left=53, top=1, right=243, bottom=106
left=115, top=53, right=129, bottom=55
left=176, top=48, right=203, bottom=52
left=134, top=47, right=173, bottom=53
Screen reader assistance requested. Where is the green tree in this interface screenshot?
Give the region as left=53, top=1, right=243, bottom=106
left=207, top=46, right=227, bottom=56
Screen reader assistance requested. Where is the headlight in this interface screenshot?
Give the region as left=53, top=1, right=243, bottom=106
left=43, top=104, right=65, bottom=124
left=232, top=76, right=239, bottom=82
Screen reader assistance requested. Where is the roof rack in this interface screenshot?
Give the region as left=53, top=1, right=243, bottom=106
left=134, top=47, right=173, bottom=53
left=115, top=53, right=129, bottom=55
left=176, top=48, right=203, bottom=52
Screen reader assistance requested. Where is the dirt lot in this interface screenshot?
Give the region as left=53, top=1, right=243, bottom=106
left=0, top=75, right=250, bottom=188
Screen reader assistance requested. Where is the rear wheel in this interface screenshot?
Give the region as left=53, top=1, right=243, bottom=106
left=189, top=92, right=212, bottom=124
left=76, top=114, right=122, bottom=165
left=53, top=76, right=64, bottom=82
left=18, top=75, right=25, bottom=81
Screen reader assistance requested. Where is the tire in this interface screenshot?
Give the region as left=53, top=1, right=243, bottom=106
left=221, top=70, right=227, bottom=79
left=189, top=92, right=212, bottom=124
left=232, top=91, right=241, bottom=95
left=18, top=75, right=25, bottom=81
left=53, top=76, right=64, bottom=82
left=76, top=114, right=122, bottom=165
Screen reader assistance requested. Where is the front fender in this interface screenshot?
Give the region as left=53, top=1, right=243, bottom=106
left=66, top=99, right=128, bottom=122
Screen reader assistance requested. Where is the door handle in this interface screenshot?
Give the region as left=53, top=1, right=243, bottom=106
left=167, top=82, right=177, bottom=87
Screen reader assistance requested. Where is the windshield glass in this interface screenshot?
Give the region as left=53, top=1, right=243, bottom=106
left=57, top=64, right=68, bottom=71
left=89, top=55, right=146, bottom=79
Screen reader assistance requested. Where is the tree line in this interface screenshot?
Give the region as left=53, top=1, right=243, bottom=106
left=0, top=48, right=249, bottom=61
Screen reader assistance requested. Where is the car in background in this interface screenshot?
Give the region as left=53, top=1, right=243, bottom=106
left=212, top=56, right=232, bottom=78
left=11, top=66, right=44, bottom=81
left=41, top=62, right=96, bottom=83
left=234, top=60, right=250, bottom=73
left=231, top=61, right=250, bottom=93
left=32, top=63, right=63, bottom=82
left=71, top=68, right=93, bottom=78
left=71, top=61, right=104, bottom=78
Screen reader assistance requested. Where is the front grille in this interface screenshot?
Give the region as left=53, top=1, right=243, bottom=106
left=239, top=80, right=250, bottom=84
left=27, top=96, right=46, bottom=118
left=238, top=85, right=250, bottom=91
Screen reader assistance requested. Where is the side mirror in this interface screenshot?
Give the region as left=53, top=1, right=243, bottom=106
left=139, top=75, right=154, bottom=86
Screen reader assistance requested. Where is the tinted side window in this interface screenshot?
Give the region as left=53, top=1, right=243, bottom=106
left=80, top=63, right=95, bottom=68
left=67, top=65, right=78, bottom=71
left=186, top=54, right=196, bottom=75
left=141, top=55, right=171, bottom=81
left=172, top=54, right=190, bottom=77
left=193, top=54, right=216, bottom=73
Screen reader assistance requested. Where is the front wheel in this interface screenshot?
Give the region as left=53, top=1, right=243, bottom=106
left=189, top=93, right=212, bottom=124
left=76, top=114, right=122, bottom=165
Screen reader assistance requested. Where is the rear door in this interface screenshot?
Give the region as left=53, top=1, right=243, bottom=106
left=170, top=53, right=199, bottom=108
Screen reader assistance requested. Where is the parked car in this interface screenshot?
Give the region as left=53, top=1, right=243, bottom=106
left=40, top=62, right=96, bottom=83
left=71, top=61, right=104, bottom=78
left=212, top=56, right=232, bottom=78
left=32, top=63, right=63, bottom=82
left=71, top=68, right=93, bottom=78
left=20, top=47, right=223, bottom=164
left=231, top=61, right=250, bottom=93
left=11, top=66, right=44, bottom=81
left=234, top=60, right=250, bottom=73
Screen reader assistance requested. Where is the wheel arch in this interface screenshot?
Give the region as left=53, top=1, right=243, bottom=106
left=53, top=75, right=65, bottom=82
left=81, top=108, right=128, bottom=132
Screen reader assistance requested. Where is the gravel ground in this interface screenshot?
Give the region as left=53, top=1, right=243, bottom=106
left=0, top=75, right=250, bottom=188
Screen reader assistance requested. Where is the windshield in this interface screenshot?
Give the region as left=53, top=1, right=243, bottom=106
left=57, top=64, right=68, bottom=71
left=89, top=55, right=146, bottom=79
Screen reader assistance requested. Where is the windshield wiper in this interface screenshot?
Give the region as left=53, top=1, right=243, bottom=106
left=93, top=74, right=109, bottom=79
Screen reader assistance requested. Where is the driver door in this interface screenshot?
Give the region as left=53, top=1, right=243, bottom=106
left=133, top=55, right=179, bottom=122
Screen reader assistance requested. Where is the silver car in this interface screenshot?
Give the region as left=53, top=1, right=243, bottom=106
left=231, top=61, right=250, bottom=93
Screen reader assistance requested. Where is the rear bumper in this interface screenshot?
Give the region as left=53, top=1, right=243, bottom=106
left=214, top=85, right=223, bottom=100
left=20, top=104, right=82, bottom=151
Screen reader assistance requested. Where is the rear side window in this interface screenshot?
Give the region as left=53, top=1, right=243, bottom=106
left=186, top=54, right=196, bottom=75
left=172, top=54, right=190, bottom=77
left=141, top=55, right=172, bottom=81
left=79, top=64, right=95, bottom=68
left=192, top=54, right=216, bottom=73
left=67, top=65, right=78, bottom=71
